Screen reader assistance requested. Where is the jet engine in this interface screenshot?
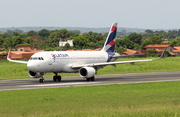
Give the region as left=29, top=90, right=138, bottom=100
left=79, top=67, right=96, bottom=78
left=28, top=70, right=45, bottom=78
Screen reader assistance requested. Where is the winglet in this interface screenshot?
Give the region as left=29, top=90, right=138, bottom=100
left=6, top=48, right=28, bottom=64
left=7, top=48, right=11, bottom=60
left=154, top=47, right=167, bottom=60
left=159, top=47, right=167, bottom=59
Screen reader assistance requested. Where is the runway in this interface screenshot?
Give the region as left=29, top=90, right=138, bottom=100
left=0, top=72, right=180, bottom=91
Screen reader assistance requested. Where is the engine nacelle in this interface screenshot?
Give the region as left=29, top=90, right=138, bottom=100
left=28, top=70, right=45, bottom=78
left=79, top=67, right=96, bottom=78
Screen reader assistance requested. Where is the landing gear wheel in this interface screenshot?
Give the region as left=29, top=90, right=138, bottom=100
left=53, top=75, right=62, bottom=82
left=53, top=76, right=57, bottom=81
left=86, top=76, right=95, bottom=81
left=91, top=76, right=95, bottom=81
left=86, top=78, right=91, bottom=81
left=39, top=78, right=44, bottom=83
left=57, top=75, right=61, bottom=81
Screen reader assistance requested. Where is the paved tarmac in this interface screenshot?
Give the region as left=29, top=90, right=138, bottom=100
left=0, top=72, right=180, bottom=91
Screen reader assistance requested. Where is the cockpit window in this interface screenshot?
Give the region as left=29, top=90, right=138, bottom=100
left=29, top=57, right=44, bottom=60
left=33, top=57, right=37, bottom=60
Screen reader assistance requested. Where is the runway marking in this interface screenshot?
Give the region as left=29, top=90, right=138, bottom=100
left=19, top=82, right=101, bottom=87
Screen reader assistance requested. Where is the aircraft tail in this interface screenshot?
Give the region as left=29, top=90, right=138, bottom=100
left=101, top=22, right=117, bottom=52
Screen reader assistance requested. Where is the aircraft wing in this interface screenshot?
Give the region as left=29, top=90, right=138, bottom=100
left=7, top=48, right=28, bottom=64
left=71, top=48, right=166, bottom=69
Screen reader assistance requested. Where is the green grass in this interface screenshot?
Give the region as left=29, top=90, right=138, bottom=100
left=0, top=81, right=180, bottom=117
left=0, top=57, right=180, bottom=80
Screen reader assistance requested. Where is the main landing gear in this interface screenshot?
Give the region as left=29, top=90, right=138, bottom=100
left=86, top=76, right=95, bottom=81
left=53, top=72, right=61, bottom=82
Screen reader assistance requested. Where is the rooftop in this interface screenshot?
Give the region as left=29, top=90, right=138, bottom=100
left=146, top=44, right=170, bottom=48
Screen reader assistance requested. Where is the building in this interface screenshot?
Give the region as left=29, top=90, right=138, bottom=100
left=122, top=49, right=145, bottom=57
left=146, top=44, right=173, bottom=52
left=172, top=46, right=180, bottom=56
left=145, top=44, right=176, bottom=56
left=161, top=38, right=169, bottom=44
left=17, top=45, right=38, bottom=52
left=59, top=39, right=73, bottom=47
left=123, top=49, right=140, bottom=55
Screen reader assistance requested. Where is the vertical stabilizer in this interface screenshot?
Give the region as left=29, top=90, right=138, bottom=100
left=101, top=22, right=117, bottom=52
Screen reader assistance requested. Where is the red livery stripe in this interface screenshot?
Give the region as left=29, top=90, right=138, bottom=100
left=111, top=26, right=117, bottom=32
left=108, top=40, right=115, bottom=46
left=8, top=48, right=11, bottom=59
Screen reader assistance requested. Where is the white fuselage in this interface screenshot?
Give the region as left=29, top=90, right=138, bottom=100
left=27, top=51, right=109, bottom=73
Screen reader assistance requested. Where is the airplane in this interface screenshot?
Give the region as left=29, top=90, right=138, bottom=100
left=7, top=22, right=166, bottom=83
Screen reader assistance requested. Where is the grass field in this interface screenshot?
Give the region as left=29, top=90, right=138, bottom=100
left=0, top=57, right=180, bottom=117
left=0, top=57, right=180, bottom=80
left=0, top=81, right=180, bottom=117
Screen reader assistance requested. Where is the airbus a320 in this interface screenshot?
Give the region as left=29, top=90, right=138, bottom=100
left=7, top=22, right=166, bottom=83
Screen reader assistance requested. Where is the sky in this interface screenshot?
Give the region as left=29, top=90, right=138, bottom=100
left=0, top=0, right=180, bottom=29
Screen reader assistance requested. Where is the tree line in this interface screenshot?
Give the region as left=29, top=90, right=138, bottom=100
left=0, top=28, right=180, bottom=53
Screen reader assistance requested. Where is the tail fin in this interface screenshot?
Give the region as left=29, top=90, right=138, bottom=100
left=101, top=22, right=117, bottom=52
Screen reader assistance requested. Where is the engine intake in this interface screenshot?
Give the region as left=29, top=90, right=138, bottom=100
left=28, top=70, right=45, bottom=78
left=79, top=67, right=96, bottom=78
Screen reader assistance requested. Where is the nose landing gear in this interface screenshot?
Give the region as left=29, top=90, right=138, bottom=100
left=39, top=76, right=44, bottom=83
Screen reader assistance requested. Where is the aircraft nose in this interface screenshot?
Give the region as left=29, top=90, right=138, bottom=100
left=27, top=62, right=34, bottom=70
left=27, top=61, right=43, bottom=71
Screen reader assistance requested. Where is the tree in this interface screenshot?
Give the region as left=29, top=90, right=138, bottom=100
left=64, top=43, right=71, bottom=50
left=3, top=37, right=14, bottom=49
left=82, top=31, right=105, bottom=49
left=13, top=32, right=19, bottom=36
left=73, top=36, right=89, bottom=49
left=116, top=38, right=135, bottom=49
left=56, top=29, right=70, bottom=40
left=12, top=36, right=24, bottom=48
left=38, top=29, right=50, bottom=38
left=115, top=46, right=126, bottom=53
left=6, top=30, right=13, bottom=35
left=13, top=29, right=23, bottom=34
left=1, top=33, right=11, bottom=38
left=82, top=31, right=105, bottom=42
left=150, top=36, right=161, bottom=44
left=25, top=36, right=38, bottom=46
left=70, top=30, right=80, bottom=36
left=168, top=39, right=180, bottom=46
left=128, top=33, right=142, bottom=45
left=147, top=50, right=158, bottom=57
left=0, top=36, right=4, bottom=48
left=141, top=38, right=153, bottom=50
left=145, top=29, right=153, bottom=34
left=27, top=30, right=37, bottom=36
left=49, top=32, right=60, bottom=47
